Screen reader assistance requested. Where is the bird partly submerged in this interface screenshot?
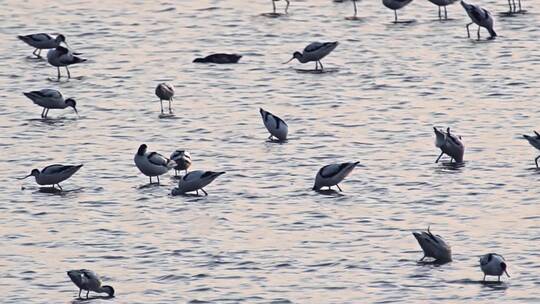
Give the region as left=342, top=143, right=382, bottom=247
left=67, top=269, right=115, bottom=299
left=522, top=130, right=540, bottom=168
left=461, top=1, right=497, bottom=40
left=313, top=161, right=359, bottom=191
left=193, top=54, right=242, bottom=64
left=17, top=33, right=68, bottom=58
left=479, top=253, right=510, bottom=282
left=172, top=170, right=225, bottom=196
left=412, top=226, right=452, bottom=263
left=47, top=46, right=86, bottom=80
left=284, top=42, right=338, bottom=71
left=434, top=127, right=464, bottom=164
left=259, top=108, right=288, bottom=141
left=23, top=89, right=78, bottom=118
left=20, top=164, right=83, bottom=191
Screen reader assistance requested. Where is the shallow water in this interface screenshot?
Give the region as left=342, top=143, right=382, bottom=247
left=1, top=0, right=539, bottom=303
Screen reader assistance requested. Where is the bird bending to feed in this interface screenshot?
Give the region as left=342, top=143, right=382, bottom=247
left=67, top=269, right=115, bottom=299
left=427, top=0, right=458, bottom=19
left=17, top=33, right=67, bottom=58
left=461, top=1, right=497, bottom=40
left=47, top=46, right=86, bottom=80
left=155, top=83, right=174, bottom=114
left=382, top=0, right=414, bottom=23
left=259, top=108, right=288, bottom=141
left=20, top=164, right=83, bottom=191
left=172, top=170, right=225, bottom=196
left=284, top=42, right=338, bottom=71
left=313, top=161, right=359, bottom=191
left=434, top=127, right=464, bottom=163
left=134, top=144, right=176, bottom=184
left=271, top=0, right=290, bottom=14
left=412, top=226, right=452, bottom=263
left=479, top=253, right=510, bottom=282
left=522, top=131, right=540, bottom=168
left=23, top=89, right=78, bottom=118
left=193, top=54, right=242, bottom=64
left=170, top=149, right=192, bottom=176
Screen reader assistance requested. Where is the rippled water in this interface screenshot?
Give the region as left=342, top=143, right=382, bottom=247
left=1, top=0, right=539, bottom=303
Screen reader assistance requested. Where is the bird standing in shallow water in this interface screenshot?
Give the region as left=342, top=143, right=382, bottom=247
left=412, top=226, right=452, bottom=263
left=271, top=0, right=290, bottom=14
left=170, top=150, right=192, bottom=176
left=382, top=0, right=414, bottom=23
left=134, top=144, right=176, bottom=184
left=17, top=33, right=68, bottom=58
left=172, top=170, right=225, bottom=196
left=155, top=83, right=174, bottom=114
left=23, top=89, right=78, bottom=118
left=313, top=161, right=359, bottom=191
left=284, top=42, right=338, bottom=71
left=20, top=164, right=83, bottom=191
left=67, top=269, right=115, bottom=299
left=427, top=0, right=458, bottom=20
left=522, top=131, right=540, bottom=168
left=461, top=1, right=497, bottom=40
left=47, top=46, right=86, bottom=80
left=479, top=253, right=510, bottom=282
left=193, top=53, right=242, bottom=64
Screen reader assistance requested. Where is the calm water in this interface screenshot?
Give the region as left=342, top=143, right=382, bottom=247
left=0, top=0, right=539, bottom=303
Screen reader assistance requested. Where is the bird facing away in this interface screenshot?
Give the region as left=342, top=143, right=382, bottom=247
left=284, top=42, right=338, bottom=71
left=461, top=1, right=497, bottom=40
left=134, top=144, right=176, bottom=184
left=479, top=253, right=510, bottom=282
left=259, top=108, right=288, bottom=141
left=193, top=54, right=242, bottom=64
left=20, top=164, right=83, bottom=191
left=427, top=0, right=459, bottom=19
left=434, top=127, right=464, bottom=163
left=313, top=161, right=359, bottom=191
left=47, top=46, right=86, bottom=80
left=412, top=226, right=452, bottom=263
left=155, top=83, right=174, bottom=114
left=170, top=149, right=192, bottom=176
left=382, top=0, right=414, bottom=23
left=67, top=269, right=115, bottom=299
left=271, top=0, right=290, bottom=14
left=172, top=170, right=225, bottom=196
left=23, top=89, right=78, bottom=118
left=522, top=131, right=540, bottom=168
left=17, top=33, right=67, bottom=58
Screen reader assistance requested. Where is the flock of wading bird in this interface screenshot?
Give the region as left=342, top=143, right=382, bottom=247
left=14, top=0, right=531, bottom=299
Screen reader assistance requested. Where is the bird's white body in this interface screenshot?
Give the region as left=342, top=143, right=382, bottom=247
left=22, top=164, right=83, bottom=190
left=67, top=269, right=114, bottom=299
left=412, top=227, right=452, bottom=262
left=434, top=127, right=464, bottom=163
left=172, top=170, right=225, bottom=195
left=479, top=253, right=510, bottom=281
left=134, top=144, right=175, bottom=183
left=461, top=1, right=497, bottom=39
left=260, top=108, right=288, bottom=141
left=47, top=46, right=86, bottom=79
left=313, top=161, right=359, bottom=191
left=170, top=150, right=192, bottom=175
left=155, top=82, right=174, bottom=113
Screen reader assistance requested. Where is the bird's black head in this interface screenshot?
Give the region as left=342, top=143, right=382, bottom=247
left=56, top=34, right=66, bottom=42
left=103, top=285, right=115, bottom=297
left=193, top=57, right=205, bottom=63
left=65, top=98, right=76, bottom=108
left=137, top=144, right=147, bottom=156
left=292, top=51, right=302, bottom=59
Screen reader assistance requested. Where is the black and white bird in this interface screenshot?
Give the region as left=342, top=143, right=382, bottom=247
left=427, top=0, right=458, bottom=19
left=382, top=0, right=414, bottom=23
left=23, top=89, right=78, bottom=118
left=172, top=170, right=225, bottom=196
left=17, top=33, right=67, bottom=58
left=523, top=131, right=540, bottom=168
left=170, top=149, right=192, bottom=176
left=270, top=0, right=290, bottom=14
left=434, top=127, right=464, bottom=163
left=67, top=269, right=115, bottom=299
left=412, top=227, right=452, bottom=263
left=259, top=108, right=288, bottom=141
left=507, top=0, right=523, bottom=14
left=155, top=83, right=174, bottom=114
left=313, top=161, right=359, bottom=191
left=461, top=1, right=497, bottom=40
left=479, top=253, right=510, bottom=282
left=193, top=54, right=242, bottom=64
left=47, top=46, right=86, bottom=80
left=284, top=42, right=338, bottom=71
left=20, top=164, right=83, bottom=191
left=134, top=144, right=176, bottom=184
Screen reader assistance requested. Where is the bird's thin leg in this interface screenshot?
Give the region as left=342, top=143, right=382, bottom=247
left=420, top=255, right=425, bottom=261
left=272, top=0, right=276, bottom=14
left=284, top=0, right=289, bottom=14
left=353, top=0, right=357, bottom=18
left=483, top=274, right=486, bottom=282
left=57, top=67, right=61, bottom=79
left=149, top=176, right=152, bottom=184
left=268, top=134, right=273, bottom=140
left=477, top=26, right=481, bottom=40
left=41, top=107, right=46, bottom=118
left=336, top=184, right=343, bottom=192
left=157, top=175, right=160, bottom=185
left=202, top=188, right=208, bottom=196
left=444, top=6, right=448, bottom=19
left=314, top=61, right=318, bottom=70
left=466, top=22, right=472, bottom=38
left=196, top=189, right=199, bottom=195
left=508, top=0, right=513, bottom=12
left=534, top=155, right=540, bottom=168
left=394, top=10, right=398, bottom=23
left=44, top=108, right=49, bottom=118
left=438, top=6, right=441, bottom=19
left=38, top=49, right=42, bottom=57
left=86, top=290, right=89, bottom=299
left=65, top=66, right=71, bottom=79
left=450, top=158, right=454, bottom=163
left=518, top=0, right=522, bottom=12
left=174, top=169, right=178, bottom=177
left=32, top=48, right=38, bottom=57
left=78, top=289, right=82, bottom=299
left=160, top=99, right=164, bottom=114
left=435, top=152, right=444, bottom=163
left=498, top=275, right=501, bottom=282
left=168, top=98, right=173, bottom=114
left=319, top=61, right=324, bottom=71
left=57, top=184, right=63, bottom=191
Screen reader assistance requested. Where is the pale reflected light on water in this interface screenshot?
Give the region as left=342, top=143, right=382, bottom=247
left=0, top=0, right=539, bottom=303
